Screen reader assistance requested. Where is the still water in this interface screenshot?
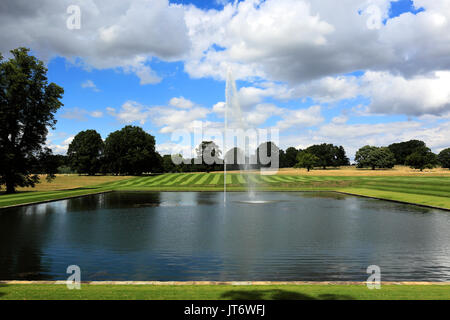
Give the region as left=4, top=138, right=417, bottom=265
left=0, top=192, right=449, bottom=281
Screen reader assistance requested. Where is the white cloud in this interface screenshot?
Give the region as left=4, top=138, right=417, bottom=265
left=274, top=105, right=324, bottom=130
left=107, top=99, right=211, bottom=133
left=90, top=111, right=103, bottom=118
left=0, top=0, right=190, bottom=84
left=169, top=96, right=195, bottom=109
left=107, top=101, right=151, bottom=125
left=362, top=71, right=450, bottom=116
left=150, top=106, right=211, bottom=133
left=46, top=135, right=74, bottom=155
left=81, top=80, right=100, bottom=92
left=184, top=0, right=450, bottom=85
left=60, top=107, right=104, bottom=121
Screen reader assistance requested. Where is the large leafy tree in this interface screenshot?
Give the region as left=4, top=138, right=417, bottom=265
left=355, top=146, right=396, bottom=170
left=104, top=126, right=160, bottom=175
left=405, top=146, right=438, bottom=171
left=306, top=144, right=349, bottom=169
left=438, top=148, right=450, bottom=169
left=67, top=130, right=104, bottom=175
left=388, top=140, right=426, bottom=165
left=295, top=151, right=319, bottom=172
left=0, top=48, right=64, bottom=193
left=284, top=147, right=299, bottom=168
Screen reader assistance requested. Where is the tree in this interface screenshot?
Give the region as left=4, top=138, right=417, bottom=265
left=0, top=48, right=64, bottom=193
left=68, top=130, right=104, bottom=175
left=162, top=155, right=176, bottom=173
left=355, top=146, right=396, bottom=170
left=284, top=147, right=299, bottom=168
left=306, top=144, right=349, bottom=169
left=405, top=147, right=438, bottom=171
left=295, top=151, right=319, bottom=172
left=336, top=146, right=350, bottom=166
left=438, top=148, right=450, bottom=169
left=388, top=140, right=426, bottom=165
left=104, top=126, right=159, bottom=175
left=196, top=141, right=222, bottom=173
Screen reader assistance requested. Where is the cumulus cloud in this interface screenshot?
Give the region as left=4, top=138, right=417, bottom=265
left=107, top=99, right=211, bottom=133
left=107, top=101, right=151, bottom=125
left=0, top=0, right=190, bottom=84
left=47, top=135, right=75, bottom=155
left=274, top=105, right=324, bottom=130
left=184, top=0, right=450, bottom=84
left=361, top=71, right=450, bottom=116
left=169, top=96, right=195, bottom=109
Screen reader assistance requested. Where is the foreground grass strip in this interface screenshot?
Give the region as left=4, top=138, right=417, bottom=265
left=1, top=284, right=449, bottom=300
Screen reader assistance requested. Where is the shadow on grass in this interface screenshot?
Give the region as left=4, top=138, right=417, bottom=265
left=221, top=289, right=354, bottom=300
left=0, top=283, right=8, bottom=298
left=65, top=187, right=101, bottom=191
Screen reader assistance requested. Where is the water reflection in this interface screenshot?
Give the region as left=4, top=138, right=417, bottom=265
left=0, top=192, right=449, bottom=281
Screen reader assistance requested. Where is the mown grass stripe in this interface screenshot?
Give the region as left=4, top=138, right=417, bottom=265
left=135, top=174, right=168, bottom=187
left=145, top=174, right=176, bottom=186
left=210, top=174, right=221, bottom=185
left=156, top=174, right=180, bottom=186
left=236, top=175, right=246, bottom=184
left=272, top=176, right=293, bottom=182
left=248, top=175, right=262, bottom=184
left=123, top=177, right=149, bottom=186
left=226, top=174, right=232, bottom=185
left=203, top=174, right=215, bottom=185
left=164, top=174, right=189, bottom=186
left=260, top=176, right=278, bottom=183
left=194, top=174, right=210, bottom=185
left=180, top=174, right=199, bottom=185
left=132, top=176, right=160, bottom=187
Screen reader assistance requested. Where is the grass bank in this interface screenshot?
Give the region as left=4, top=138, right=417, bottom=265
left=0, top=171, right=449, bottom=210
left=1, top=284, right=449, bottom=300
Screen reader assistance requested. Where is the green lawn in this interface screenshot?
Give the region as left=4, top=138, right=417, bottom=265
left=1, top=284, right=449, bottom=300
left=0, top=173, right=449, bottom=210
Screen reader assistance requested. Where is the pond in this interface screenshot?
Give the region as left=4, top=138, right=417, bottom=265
left=0, top=191, right=449, bottom=281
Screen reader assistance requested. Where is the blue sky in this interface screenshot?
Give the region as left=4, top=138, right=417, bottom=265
left=1, top=0, right=449, bottom=158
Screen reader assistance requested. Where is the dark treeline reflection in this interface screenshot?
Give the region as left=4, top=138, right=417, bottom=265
left=66, top=192, right=162, bottom=212
left=0, top=204, right=60, bottom=280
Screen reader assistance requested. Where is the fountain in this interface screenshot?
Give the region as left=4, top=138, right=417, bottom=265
left=224, top=68, right=263, bottom=204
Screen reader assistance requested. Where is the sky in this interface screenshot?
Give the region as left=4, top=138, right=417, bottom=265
left=1, top=0, right=449, bottom=160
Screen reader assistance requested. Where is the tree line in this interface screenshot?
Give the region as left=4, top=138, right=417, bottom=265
left=60, top=128, right=450, bottom=176
left=1, top=48, right=449, bottom=193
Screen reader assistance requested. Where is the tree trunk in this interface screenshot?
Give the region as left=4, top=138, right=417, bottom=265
left=5, top=180, right=16, bottom=194
left=372, top=165, right=376, bottom=170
